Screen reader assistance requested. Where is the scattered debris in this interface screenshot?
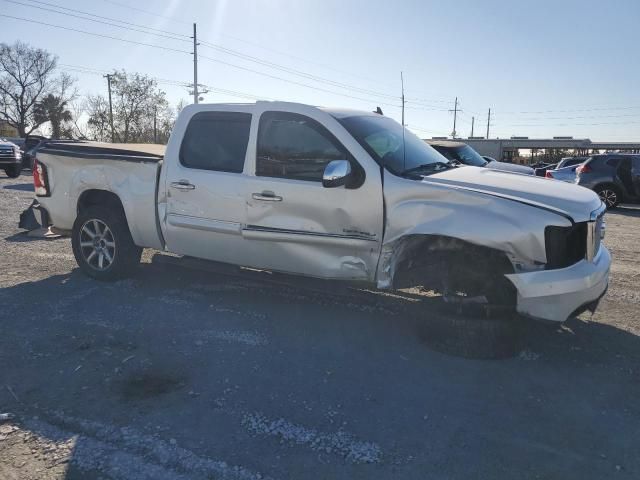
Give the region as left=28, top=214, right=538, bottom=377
left=242, top=412, right=382, bottom=464
left=121, top=355, right=136, bottom=364
left=0, top=412, right=15, bottom=422
left=6, top=385, right=20, bottom=402
left=518, top=350, right=541, bottom=361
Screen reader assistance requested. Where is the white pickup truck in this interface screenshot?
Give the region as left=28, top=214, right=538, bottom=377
left=32, top=101, right=610, bottom=322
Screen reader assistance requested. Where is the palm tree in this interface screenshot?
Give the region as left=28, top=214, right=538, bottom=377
left=33, top=94, right=73, bottom=138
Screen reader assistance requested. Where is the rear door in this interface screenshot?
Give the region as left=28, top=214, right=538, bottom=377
left=243, top=107, right=383, bottom=281
left=162, top=108, right=253, bottom=265
left=631, top=156, right=640, bottom=198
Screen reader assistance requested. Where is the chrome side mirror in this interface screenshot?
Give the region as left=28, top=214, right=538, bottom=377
left=322, top=160, right=351, bottom=188
left=322, top=160, right=352, bottom=188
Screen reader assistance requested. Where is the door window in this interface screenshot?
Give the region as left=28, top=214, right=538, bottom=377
left=256, top=112, right=350, bottom=182
left=180, top=112, right=252, bottom=173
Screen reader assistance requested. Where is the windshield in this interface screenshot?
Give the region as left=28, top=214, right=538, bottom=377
left=335, top=114, right=450, bottom=176
left=434, top=145, right=487, bottom=167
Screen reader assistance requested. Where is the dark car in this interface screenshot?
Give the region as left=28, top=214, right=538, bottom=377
left=428, top=140, right=534, bottom=175
left=533, top=162, right=558, bottom=177
left=21, top=135, right=50, bottom=170
left=575, top=154, right=640, bottom=208
left=0, top=139, right=22, bottom=178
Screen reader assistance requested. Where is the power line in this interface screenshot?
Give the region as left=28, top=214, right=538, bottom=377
left=496, top=105, right=640, bottom=115
left=99, top=0, right=192, bottom=25
left=0, top=14, right=192, bottom=54
left=59, top=63, right=276, bottom=102
left=198, top=53, right=403, bottom=108
left=199, top=40, right=400, bottom=101
left=9, top=0, right=190, bottom=40
left=8, top=0, right=451, bottom=107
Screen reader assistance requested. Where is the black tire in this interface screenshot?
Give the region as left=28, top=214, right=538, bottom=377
left=419, top=250, right=521, bottom=359
left=72, top=206, right=142, bottom=281
left=4, top=165, right=21, bottom=178
left=595, top=184, right=622, bottom=209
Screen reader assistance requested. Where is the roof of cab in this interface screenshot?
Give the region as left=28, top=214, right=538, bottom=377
left=427, top=140, right=467, bottom=148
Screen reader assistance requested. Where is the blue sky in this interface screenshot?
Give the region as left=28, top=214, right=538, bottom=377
left=2, top=0, right=639, bottom=140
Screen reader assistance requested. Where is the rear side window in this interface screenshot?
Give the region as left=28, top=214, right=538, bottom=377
left=256, top=111, right=350, bottom=182
left=180, top=112, right=251, bottom=173
left=606, top=158, right=622, bottom=168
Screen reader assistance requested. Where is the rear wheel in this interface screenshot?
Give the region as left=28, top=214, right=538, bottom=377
left=596, top=185, right=621, bottom=209
left=72, top=206, right=142, bottom=281
left=4, top=165, right=21, bottom=178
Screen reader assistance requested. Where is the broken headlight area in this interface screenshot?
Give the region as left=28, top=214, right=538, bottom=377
left=544, top=223, right=588, bottom=269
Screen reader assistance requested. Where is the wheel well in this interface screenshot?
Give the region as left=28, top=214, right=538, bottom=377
left=77, top=189, right=126, bottom=219
left=391, top=235, right=515, bottom=292
left=592, top=182, right=621, bottom=193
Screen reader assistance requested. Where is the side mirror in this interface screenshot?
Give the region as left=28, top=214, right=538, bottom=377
left=322, top=160, right=352, bottom=188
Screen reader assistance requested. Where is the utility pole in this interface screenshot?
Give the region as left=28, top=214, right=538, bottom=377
left=103, top=73, right=115, bottom=143
left=400, top=71, right=405, bottom=126
left=471, top=116, right=475, bottom=137
left=486, top=108, right=491, bottom=139
left=449, top=97, right=461, bottom=139
left=192, top=23, right=199, bottom=104
left=153, top=105, right=157, bottom=144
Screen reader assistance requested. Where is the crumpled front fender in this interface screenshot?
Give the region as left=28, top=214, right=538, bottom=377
left=375, top=173, right=572, bottom=289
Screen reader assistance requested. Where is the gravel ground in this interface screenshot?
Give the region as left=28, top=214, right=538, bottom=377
left=0, top=171, right=639, bottom=479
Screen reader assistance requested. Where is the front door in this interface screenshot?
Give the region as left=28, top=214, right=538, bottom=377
left=163, top=109, right=252, bottom=265
left=243, top=109, right=383, bottom=281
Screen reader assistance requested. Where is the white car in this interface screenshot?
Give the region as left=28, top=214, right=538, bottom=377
left=31, top=101, right=609, bottom=322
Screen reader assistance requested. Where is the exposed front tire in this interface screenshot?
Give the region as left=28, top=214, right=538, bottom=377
left=419, top=249, right=521, bottom=359
left=596, top=185, right=622, bottom=209
left=4, top=165, right=21, bottom=178
left=72, top=206, right=142, bottom=281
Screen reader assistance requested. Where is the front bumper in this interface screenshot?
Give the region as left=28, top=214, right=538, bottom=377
left=0, top=156, right=21, bottom=166
left=505, top=245, right=611, bottom=322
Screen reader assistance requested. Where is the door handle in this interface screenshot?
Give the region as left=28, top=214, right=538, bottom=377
left=170, top=180, right=196, bottom=191
left=252, top=191, right=283, bottom=202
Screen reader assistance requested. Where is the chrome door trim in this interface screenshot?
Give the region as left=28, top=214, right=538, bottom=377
left=167, top=214, right=242, bottom=234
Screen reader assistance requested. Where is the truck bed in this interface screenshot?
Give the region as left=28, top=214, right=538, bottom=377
left=39, top=141, right=165, bottom=161
left=35, top=141, right=165, bottom=250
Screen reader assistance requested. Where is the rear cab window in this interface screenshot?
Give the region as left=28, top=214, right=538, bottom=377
left=180, top=112, right=252, bottom=173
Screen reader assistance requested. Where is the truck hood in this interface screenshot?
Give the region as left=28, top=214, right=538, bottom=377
left=425, top=166, right=602, bottom=222
left=486, top=160, right=534, bottom=175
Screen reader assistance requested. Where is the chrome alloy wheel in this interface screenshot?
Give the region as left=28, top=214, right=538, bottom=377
left=79, top=219, right=116, bottom=270
left=598, top=189, right=617, bottom=208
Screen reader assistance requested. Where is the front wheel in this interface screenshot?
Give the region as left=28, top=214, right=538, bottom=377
left=4, top=165, right=21, bottom=178
left=71, top=206, right=142, bottom=281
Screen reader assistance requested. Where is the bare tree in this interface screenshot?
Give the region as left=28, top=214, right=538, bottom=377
left=85, top=71, right=172, bottom=143
left=0, top=41, right=75, bottom=137
left=86, top=94, right=111, bottom=142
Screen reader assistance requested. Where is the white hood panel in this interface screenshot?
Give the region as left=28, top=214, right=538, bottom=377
left=425, top=166, right=602, bottom=222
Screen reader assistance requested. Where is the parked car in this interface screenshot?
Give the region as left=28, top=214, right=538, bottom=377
left=545, top=164, right=582, bottom=183
left=0, top=138, right=22, bottom=178
left=556, top=156, right=588, bottom=170
left=428, top=140, right=534, bottom=175
left=31, top=101, right=608, bottom=323
left=21, top=135, right=50, bottom=170
left=534, top=162, right=558, bottom=177
left=575, top=154, right=640, bottom=208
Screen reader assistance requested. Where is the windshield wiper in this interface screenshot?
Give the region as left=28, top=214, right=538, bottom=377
left=401, top=162, right=453, bottom=177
